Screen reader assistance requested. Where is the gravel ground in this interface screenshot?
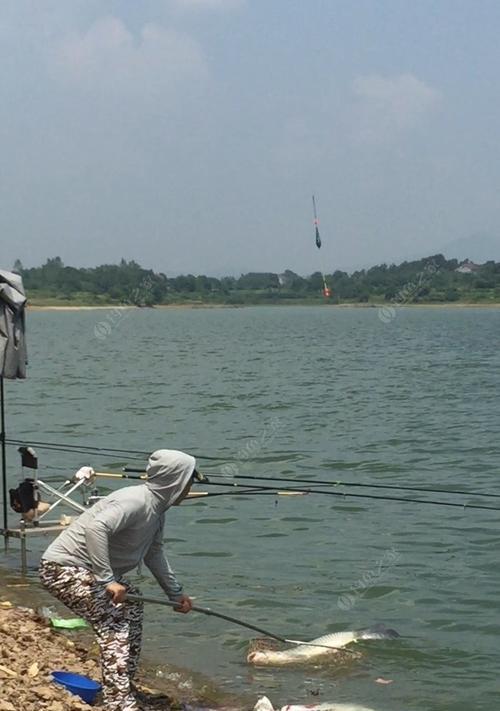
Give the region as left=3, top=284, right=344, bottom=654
left=0, top=600, right=239, bottom=711
left=0, top=601, right=101, bottom=710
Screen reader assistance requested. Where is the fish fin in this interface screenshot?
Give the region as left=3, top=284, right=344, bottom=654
left=356, top=623, right=400, bottom=641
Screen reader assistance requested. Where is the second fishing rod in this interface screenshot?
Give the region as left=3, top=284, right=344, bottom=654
left=199, top=479, right=500, bottom=512
left=119, top=468, right=500, bottom=512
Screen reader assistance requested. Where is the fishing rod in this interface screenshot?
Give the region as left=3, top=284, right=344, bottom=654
left=92, top=474, right=306, bottom=500
left=199, top=480, right=500, bottom=512
left=126, top=594, right=355, bottom=652
left=90, top=473, right=312, bottom=501
left=213, top=489, right=307, bottom=498
left=182, top=489, right=308, bottom=501
left=94, top=471, right=148, bottom=481
left=6, top=440, right=147, bottom=461
left=95, top=473, right=274, bottom=499
left=5, top=437, right=150, bottom=456
left=207, top=472, right=500, bottom=501
left=120, top=470, right=500, bottom=511
left=90, top=473, right=500, bottom=511
left=123, top=466, right=500, bottom=502
left=5, top=438, right=224, bottom=461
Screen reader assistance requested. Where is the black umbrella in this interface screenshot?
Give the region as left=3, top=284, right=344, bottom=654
left=0, top=269, right=27, bottom=531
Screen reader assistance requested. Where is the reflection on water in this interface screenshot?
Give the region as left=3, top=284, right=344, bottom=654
left=2, top=305, right=500, bottom=711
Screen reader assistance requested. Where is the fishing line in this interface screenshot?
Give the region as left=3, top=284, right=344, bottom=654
left=7, top=436, right=499, bottom=506
left=120, top=470, right=500, bottom=510
left=5, top=440, right=147, bottom=461
left=5, top=438, right=224, bottom=461
left=6, top=438, right=150, bottom=455
left=123, top=466, right=500, bottom=503
left=200, top=480, right=500, bottom=512
left=206, top=472, right=500, bottom=501
left=90, top=469, right=500, bottom=511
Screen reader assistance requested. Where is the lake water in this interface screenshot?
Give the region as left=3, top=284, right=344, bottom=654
left=2, top=305, right=500, bottom=711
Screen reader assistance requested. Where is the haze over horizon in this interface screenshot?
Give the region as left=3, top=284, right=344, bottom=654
left=1, top=1, right=500, bottom=276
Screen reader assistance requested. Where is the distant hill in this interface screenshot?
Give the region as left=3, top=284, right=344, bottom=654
left=441, top=233, right=500, bottom=263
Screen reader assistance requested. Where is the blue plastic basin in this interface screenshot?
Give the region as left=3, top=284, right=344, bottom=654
left=52, top=671, right=102, bottom=704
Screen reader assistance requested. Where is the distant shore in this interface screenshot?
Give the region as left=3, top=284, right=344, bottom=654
left=27, top=301, right=500, bottom=312
left=28, top=303, right=229, bottom=311
left=18, top=254, right=500, bottom=314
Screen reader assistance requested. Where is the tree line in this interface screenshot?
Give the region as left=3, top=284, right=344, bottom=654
left=11, top=254, right=500, bottom=306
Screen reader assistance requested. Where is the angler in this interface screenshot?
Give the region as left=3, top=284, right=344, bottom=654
left=39, top=449, right=203, bottom=711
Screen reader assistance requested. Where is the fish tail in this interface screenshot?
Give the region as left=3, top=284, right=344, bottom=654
left=356, top=623, right=400, bottom=641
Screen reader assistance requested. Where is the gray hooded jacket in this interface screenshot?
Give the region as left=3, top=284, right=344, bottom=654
left=42, top=450, right=195, bottom=599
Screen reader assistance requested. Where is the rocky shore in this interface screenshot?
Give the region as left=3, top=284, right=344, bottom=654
left=0, top=599, right=241, bottom=711
left=0, top=601, right=100, bottom=711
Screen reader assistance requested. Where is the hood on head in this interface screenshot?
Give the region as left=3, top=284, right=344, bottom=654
left=146, top=449, right=196, bottom=508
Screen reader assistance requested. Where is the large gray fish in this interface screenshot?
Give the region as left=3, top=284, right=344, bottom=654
left=247, top=624, right=399, bottom=666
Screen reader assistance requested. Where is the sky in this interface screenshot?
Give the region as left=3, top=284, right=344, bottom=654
left=1, top=0, right=500, bottom=276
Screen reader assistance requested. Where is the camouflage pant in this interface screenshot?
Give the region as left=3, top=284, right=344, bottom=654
left=39, top=559, right=143, bottom=711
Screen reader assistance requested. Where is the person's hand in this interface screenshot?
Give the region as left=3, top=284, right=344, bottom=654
left=106, top=582, right=127, bottom=604
left=173, top=594, right=193, bottom=614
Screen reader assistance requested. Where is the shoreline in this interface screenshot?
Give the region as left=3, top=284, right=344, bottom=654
left=0, top=567, right=247, bottom=711
left=27, top=304, right=235, bottom=312
left=27, top=301, right=500, bottom=312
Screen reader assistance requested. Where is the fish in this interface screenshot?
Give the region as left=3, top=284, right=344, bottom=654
left=182, top=706, right=242, bottom=711
left=247, top=624, right=399, bottom=666
left=281, top=705, right=376, bottom=711
left=255, top=695, right=377, bottom=711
